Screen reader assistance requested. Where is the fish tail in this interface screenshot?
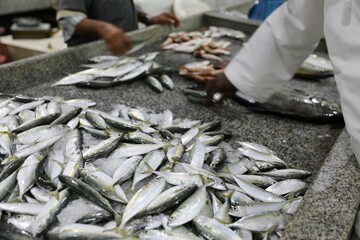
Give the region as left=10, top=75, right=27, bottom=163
left=114, top=211, right=122, bottom=226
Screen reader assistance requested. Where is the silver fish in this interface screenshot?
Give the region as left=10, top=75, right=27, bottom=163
left=228, top=211, right=289, bottom=232
left=11, top=113, right=60, bottom=133
left=112, top=156, right=143, bottom=185
left=153, top=171, right=203, bottom=187
left=188, top=139, right=205, bottom=168
left=58, top=175, right=118, bottom=216
left=17, top=153, right=44, bottom=197
left=7, top=214, right=35, bottom=232
left=115, top=62, right=152, bottom=82
left=52, top=68, right=100, bottom=86
left=47, top=224, right=122, bottom=240
left=0, top=203, right=44, bottom=215
left=140, top=229, right=202, bottom=240
left=111, top=143, right=164, bottom=159
left=83, top=135, right=122, bottom=161
left=181, top=127, right=199, bottom=147
left=32, top=188, right=71, bottom=236
left=18, top=110, right=35, bottom=124
left=8, top=100, right=45, bottom=116
left=168, top=186, right=206, bottom=227
left=232, top=175, right=285, bottom=202
left=180, top=163, right=226, bottom=190
left=85, top=111, right=108, bottom=130
left=255, top=169, right=312, bottom=181
left=159, top=74, right=174, bottom=90
left=132, top=150, right=165, bottom=189
left=193, top=215, right=242, bottom=240
left=80, top=162, right=128, bottom=203
left=124, top=131, right=159, bottom=144
left=229, top=201, right=287, bottom=218
left=100, top=60, right=142, bottom=77
left=266, top=179, right=307, bottom=196
left=237, top=147, right=287, bottom=168
left=15, top=124, right=70, bottom=145
left=0, top=124, right=13, bottom=156
left=145, top=184, right=197, bottom=215
left=3, top=134, right=63, bottom=165
left=120, top=177, right=166, bottom=228
left=0, top=170, right=18, bottom=201
left=146, top=76, right=163, bottom=93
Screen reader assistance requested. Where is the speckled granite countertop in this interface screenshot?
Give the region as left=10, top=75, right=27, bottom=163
left=0, top=9, right=356, bottom=240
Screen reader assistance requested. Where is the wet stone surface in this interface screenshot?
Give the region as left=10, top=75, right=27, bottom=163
left=1, top=36, right=344, bottom=183
left=0, top=17, right=352, bottom=239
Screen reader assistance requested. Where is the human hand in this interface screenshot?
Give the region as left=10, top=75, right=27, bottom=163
left=150, top=12, right=180, bottom=27
left=100, top=24, right=132, bottom=55
left=206, top=72, right=237, bottom=105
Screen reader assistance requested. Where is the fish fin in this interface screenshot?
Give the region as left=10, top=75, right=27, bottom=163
left=223, top=190, right=234, bottom=199
left=143, top=162, right=154, bottom=174
left=160, top=165, right=173, bottom=172
left=116, top=226, right=132, bottom=238
left=112, top=180, right=120, bottom=187
left=49, top=191, right=60, bottom=200
left=114, top=211, right=122, bottom=226
left=1, top=156, right=19, bottom=165
left=130, top=181, right=137, bottom=192
left=0, top=130, right=11, bottom=135
left=286, top=192, right=295, bottom=201
left=7, top=197, right=23, bottom=203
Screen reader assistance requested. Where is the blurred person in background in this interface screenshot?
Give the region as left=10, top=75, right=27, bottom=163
left=57, top=0, right=179, bottom=54
left=0, top=27, right=10, bottom=64
left=206, top=1, right=360, bottom=169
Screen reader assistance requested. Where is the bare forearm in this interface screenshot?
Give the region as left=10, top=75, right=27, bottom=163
left=75, top=18, right=114, bottom=38
left=137, top=11, right=152, bottom=26
left=137, top=11, right=180, bottom=27
left=75, top=18, right=132, bottom=54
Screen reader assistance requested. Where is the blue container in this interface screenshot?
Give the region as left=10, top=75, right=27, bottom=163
left=248, top=0, right=285, bottom=21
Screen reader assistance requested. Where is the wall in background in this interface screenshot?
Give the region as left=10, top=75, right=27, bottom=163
left=204, top=0, right=252, bottom=9
left=0, top=0, right=53, bottom=16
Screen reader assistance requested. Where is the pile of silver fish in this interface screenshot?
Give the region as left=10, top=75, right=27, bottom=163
left=0, top=93, right=312, bottom=240
left=52, top=52, right=175, bottom=93
left=162, top=26, right=246, bottom=62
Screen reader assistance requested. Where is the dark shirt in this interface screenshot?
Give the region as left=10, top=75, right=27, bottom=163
left=58, top=0, right=139, bottom=46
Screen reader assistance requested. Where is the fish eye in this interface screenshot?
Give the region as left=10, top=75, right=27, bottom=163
left=206, top=177, right=211, bottom=180
left=220, top=181, right=225, bottom=185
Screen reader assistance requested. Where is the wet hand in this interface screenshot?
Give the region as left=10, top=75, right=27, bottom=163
left=150, top=13, right=180, bottom=27
left=100, top=24, right=132, bottom=55
left=206, top=72, right=237, bottom=106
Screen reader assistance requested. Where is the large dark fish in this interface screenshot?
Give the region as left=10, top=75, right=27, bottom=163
left=233, top=88, right=343, bottom=122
